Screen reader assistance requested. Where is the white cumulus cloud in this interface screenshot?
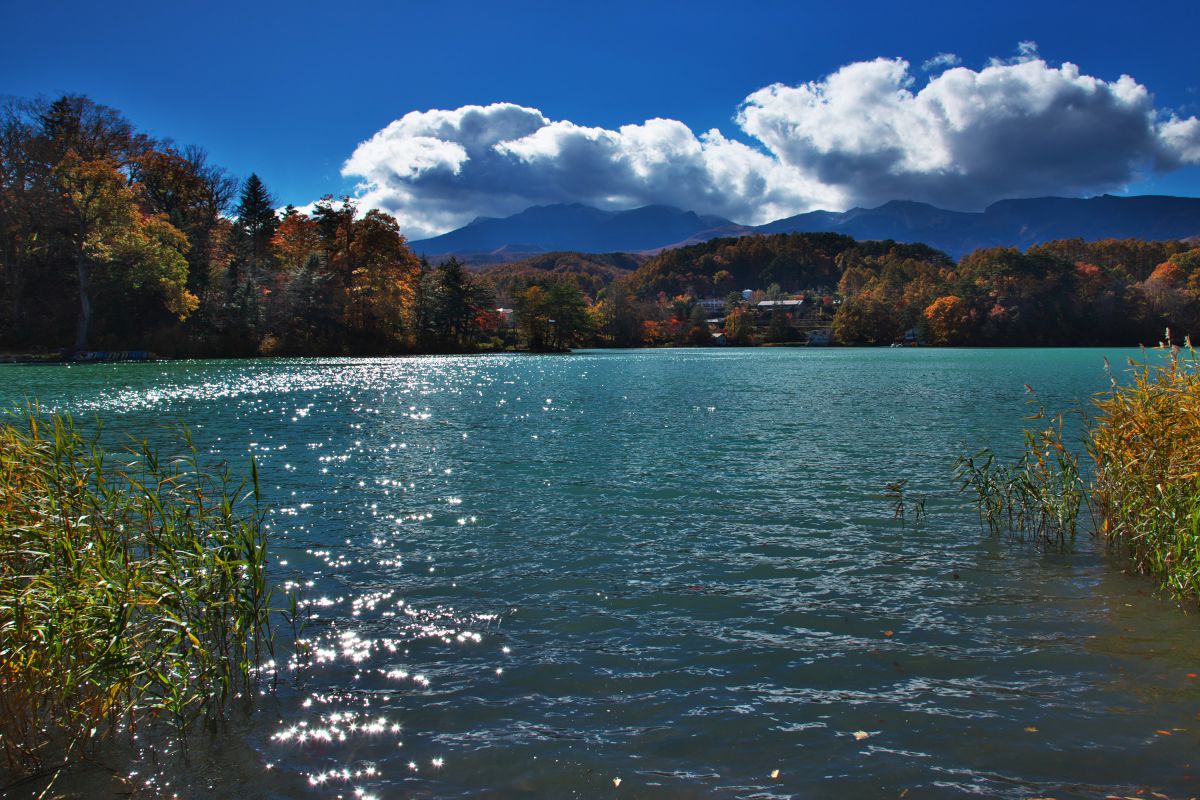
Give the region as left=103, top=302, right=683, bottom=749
left=737, top=56, right=1200, bottom=210
left=338, top=52, right=1200, bottom=239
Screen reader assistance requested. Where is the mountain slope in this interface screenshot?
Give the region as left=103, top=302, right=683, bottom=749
left=479, top=252, right=644, bottom=298
left=756, top=200, right=980, bottom=256
left=410, top=203, right=736, bottom=258
left=757, top=195, right=1200, bottom=258
left=410, top=195, right=1200, bottom=262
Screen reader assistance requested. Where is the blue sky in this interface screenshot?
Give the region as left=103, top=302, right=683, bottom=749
left=3, top=0, right=1199, bottom=236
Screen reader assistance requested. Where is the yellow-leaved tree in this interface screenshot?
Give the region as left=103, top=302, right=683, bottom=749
left=55, top=152, right=194, bottom=349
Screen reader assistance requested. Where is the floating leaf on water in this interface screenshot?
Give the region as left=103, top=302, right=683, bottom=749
left=884, top=630, right=894, bottom=637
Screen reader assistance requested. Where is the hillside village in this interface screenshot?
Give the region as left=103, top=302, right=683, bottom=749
left=480, top=233, right=1200, bottom=351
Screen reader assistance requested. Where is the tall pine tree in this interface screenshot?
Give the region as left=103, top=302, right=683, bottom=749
left=234, top=173, right=277, bottom=276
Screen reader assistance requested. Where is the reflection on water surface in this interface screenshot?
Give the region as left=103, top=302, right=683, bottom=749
left=3, top=348, right=1199, bottom=799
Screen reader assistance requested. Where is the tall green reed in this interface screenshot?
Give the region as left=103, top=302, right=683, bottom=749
left=1089, top=337, right=1200, bottom=601
left=954, top=391, right=1085, bottom=550
left=957, top=338, right=1200, bottom=603
left=0, top=408, right=274, bottom=776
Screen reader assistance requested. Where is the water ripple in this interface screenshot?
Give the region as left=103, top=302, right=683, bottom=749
left=4, top=348, right=1200, bottom=798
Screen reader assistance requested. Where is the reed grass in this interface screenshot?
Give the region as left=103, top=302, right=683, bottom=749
left=957, top=338, right=1200, bottom=603
left=0, top=408, right=273, bottom=779
left=954, top=396, right=1085, bottom=550
left=883, top=479, right=927, bottom=527
left=1089, top=338, right=1200, bottom=601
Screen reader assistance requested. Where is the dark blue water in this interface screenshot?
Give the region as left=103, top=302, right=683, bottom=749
left=3, top=348, right=1198, bottom=799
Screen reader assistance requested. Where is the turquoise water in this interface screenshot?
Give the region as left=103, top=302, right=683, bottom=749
left=3, top=348, right=1199, bottom=799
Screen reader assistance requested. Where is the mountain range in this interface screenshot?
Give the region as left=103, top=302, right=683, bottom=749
left=410, top=204, right=736, bottom=264
left=409, top=195, right=1200, bottom=263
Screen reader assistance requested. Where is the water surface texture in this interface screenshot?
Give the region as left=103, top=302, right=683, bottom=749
left=4, top=348, right=1199, bottom=799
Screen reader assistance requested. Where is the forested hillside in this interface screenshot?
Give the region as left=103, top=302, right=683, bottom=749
left=3, top=94, right=1199, bottom=356
left=480, top=252, right=641, bottom=299
left=612, top=233, right=1198, bottom=346
left=0, top=96, right=512, bottom=356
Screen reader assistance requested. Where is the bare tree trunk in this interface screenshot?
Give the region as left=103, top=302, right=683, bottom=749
left=2, top=234, right=23, bottom=339
left=9, top=261, right=24, bottom=339
left=74, top=249, right=91, bottom=351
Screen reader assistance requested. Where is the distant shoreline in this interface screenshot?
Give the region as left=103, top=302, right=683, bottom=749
left=0, top=341, right=1160, bottom=365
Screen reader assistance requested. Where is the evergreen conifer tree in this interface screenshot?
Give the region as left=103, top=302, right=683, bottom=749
left=234, top=173, right=277, bottom=279
left=234, top=173, right=277, bottom=241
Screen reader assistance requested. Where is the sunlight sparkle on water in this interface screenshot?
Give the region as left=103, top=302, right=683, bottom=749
left=19, top=352, right=1199, bottom=797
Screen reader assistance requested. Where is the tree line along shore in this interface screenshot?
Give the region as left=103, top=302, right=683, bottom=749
left=2, top=94, right=1199, bottom=358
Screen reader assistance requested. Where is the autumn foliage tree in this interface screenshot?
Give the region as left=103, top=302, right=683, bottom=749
left=0, top=95, right=512, bottom=357
left=923, top=295, right=974, bottom=345
left=5, top=92, right=1200, bottom=356
left=514, top=281, right=592, bottom=351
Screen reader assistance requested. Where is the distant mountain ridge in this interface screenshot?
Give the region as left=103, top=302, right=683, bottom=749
left=410, top=195, right=1200, bottom=262
left=411, top=204, right=737, bottom=263
left=757, top=195, right=1200, bottom=258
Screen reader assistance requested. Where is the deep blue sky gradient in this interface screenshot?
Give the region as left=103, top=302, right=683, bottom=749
left=3, top=0, right=1198, bottom=208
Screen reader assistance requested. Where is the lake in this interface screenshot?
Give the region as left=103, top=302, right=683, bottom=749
left=3, top=347, right=1198, bottom=799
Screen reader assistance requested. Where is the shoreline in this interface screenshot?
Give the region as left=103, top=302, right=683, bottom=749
left=0, top=341, right=1172, bottom=365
